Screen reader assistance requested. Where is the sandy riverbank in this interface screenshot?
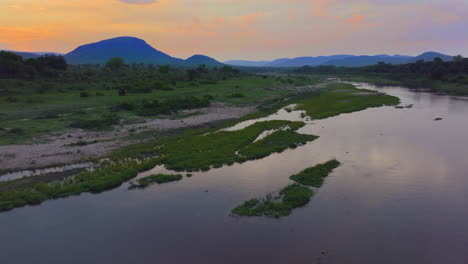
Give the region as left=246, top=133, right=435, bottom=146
left=0, top=103, right=255, bottom=172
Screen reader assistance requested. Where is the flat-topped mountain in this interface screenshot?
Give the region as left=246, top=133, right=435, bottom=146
left=65, top=37, right=185, bottom=65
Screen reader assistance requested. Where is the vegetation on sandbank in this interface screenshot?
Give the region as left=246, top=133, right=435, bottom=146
left=231, top=184, right=314, bottom=218
left=232, top=159, right=341, bottom=218
left=129, top=174, right=183, bottom=189
left=290, top=159, right=341, bottom=187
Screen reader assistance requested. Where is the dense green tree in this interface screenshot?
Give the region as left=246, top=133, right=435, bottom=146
left=0, top=51, right=24, bottom=78
left=105, top=57, right=125, bottom=73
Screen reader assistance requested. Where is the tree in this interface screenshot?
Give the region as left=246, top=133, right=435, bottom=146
left=0, top=51, right=24, bottom=78
left=453, top=55, right=464, bottom=62
left=105, top=57, right=124, bottom=73
left=433, top=57, right=443, bottom=63
left=159, top=65, right=170, bottom=74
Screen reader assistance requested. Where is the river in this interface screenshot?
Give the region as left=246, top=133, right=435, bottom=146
left=1, top=83, right=468, bottom=264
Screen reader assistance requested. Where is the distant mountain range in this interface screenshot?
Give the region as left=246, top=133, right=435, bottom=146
left=5, top=51, right=63, bottom=59
left=225, top=52, right=453, bottom=67
left=3, top=36, right=454, bottom=67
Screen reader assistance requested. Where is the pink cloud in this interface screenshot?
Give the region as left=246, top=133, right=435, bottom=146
left=346, top=14, right=365, bottom=23
left=240, top=11, right=265, bottom=27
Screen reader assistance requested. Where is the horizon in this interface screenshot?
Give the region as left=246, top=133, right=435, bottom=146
left=1, top=36, right=462, bottom=62
left=1, top=0, right=467, bottom=60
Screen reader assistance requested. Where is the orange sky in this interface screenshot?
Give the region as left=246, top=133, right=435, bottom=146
left=0, top=0, right=466, bottom=60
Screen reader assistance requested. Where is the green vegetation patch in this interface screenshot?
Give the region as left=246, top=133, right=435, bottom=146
left=129, top=174, right=183, bottom=189
left=296, top=83, right=400, bottom=119
left=232, top=159, right=341, bottom=218
left=231, top=184, right=314, bottom=218
left=232, top=184, right=314, bottom=218
left=0, top=158, right=161, bottom=212
left=290, top=159, right=341, bottom=187
left=238, top=129, right=318, bottom=160
left=157, top=120, right=318, bottom=171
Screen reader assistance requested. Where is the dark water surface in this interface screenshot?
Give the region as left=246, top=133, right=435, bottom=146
left=2, top=83, right=468, bottom=264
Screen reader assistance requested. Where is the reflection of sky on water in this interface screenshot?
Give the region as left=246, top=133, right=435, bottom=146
left=2, top=83, right=468, bottom=264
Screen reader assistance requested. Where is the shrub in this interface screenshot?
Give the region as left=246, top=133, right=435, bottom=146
left=229, top=93, right=245, bottom=98
left=69, top=114, right=120, bottom=130
left=290, top=159, right=341, bottom=187
left=8, top=128, right=24, bottom=134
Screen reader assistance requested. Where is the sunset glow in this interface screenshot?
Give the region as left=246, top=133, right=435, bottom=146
left=1, top=0, right=467, bottom=60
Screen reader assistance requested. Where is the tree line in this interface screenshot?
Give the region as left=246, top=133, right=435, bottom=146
left=0, top=51, right=67, bottom=78
left=295, top=56, right=468, bottom=85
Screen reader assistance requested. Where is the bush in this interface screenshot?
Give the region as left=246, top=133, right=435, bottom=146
left=151, top=81, right=174, bottom=91
left=229, top=93, right=245, bottom=98
left=231, top=184, right=314, bottom=218
left=8, top=128, right=24, bottom=134
left=69, top=114, right=120, bottom=130
left=135, top=96, right=210, bottom=116
left=5, top=97, right=18, bottom=103
left=290, top=159, right=341, bottom=187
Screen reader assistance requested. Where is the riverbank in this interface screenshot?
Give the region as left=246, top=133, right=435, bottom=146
left=0, top=102, right=255, bottom=172
left=0, top=82, right=399, bottom=212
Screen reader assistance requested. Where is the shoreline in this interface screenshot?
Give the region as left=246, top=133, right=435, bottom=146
left=0, top=102, right=255, bottom=172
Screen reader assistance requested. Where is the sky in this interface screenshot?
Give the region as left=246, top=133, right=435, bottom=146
left=0, top=0, right=467, bottom=61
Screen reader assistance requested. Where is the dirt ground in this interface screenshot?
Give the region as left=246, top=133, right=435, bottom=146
left=0, top=82, right=329, bottom=173
left=0, top=103, right=255, bottom=171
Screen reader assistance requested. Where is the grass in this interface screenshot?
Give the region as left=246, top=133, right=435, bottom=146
left=157, top=120, right=318, bottom=171
left=129, top=174, right=183, bottom=189
left=232, top=159, right=341, bottom=218
left=0, top=158, right=161, bottom=212
left=296, top=83, right=400, bottom=119
left=341, top=75, right=405, bottom=86
left=290, top=159, right=341, bottom=187
left=0, top=81, right=396, bottom=213
left=0, top=120, right=317, bottom=212
left=0, top=76, right=319, bottom=145
left=231, top=184, right=314, bottom=218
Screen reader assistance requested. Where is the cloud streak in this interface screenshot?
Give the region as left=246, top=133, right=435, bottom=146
left=119, top=0, right=157, bottom=4
left=0, top=0, right=465, bottom=59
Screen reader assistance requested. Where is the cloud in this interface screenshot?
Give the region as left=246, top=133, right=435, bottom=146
left=239, top=11, right=265, bottom=27
left=119, top=0, right=157, bottom=4
left=346, top=14, right=365, bottom=23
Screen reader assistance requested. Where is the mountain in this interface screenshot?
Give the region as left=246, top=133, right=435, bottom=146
left=185, top=55, right=223, bottom=66
left=224, top=60, right=271, bottom=67
left=9, top=51, right=41, bottom=59
left=407, top=52, right=453, bottom=63
left=65, top=36, right=184, bottom=65
left=225, top=52, right=453, bottom=67
left=323, top=55, right=413, bottom=67
left=269, top=55, right=354, bottom=67
left=1, top=50, right=65, bottom=59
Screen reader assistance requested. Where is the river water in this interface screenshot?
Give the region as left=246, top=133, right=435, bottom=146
left=1, top=83, right=468, bottom=264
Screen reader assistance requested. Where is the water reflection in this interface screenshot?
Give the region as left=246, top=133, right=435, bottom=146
left=1, top=83, right=468, bottom=264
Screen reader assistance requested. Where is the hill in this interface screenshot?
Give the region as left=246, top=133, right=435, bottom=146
left=323, top=55, right=413, bottom=67
left=1, top=51, right=65, bottom=60
left=65, top=36, right=184, bottom=65
left=224, top=60, right=271, bottom=67
left=225, top=53, right=453, bottom=67
left=269, top=55, right=354, bottom=67
left=407, top=52, right=453, bottom=63
left=185, top=55, right=223, bottom=66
